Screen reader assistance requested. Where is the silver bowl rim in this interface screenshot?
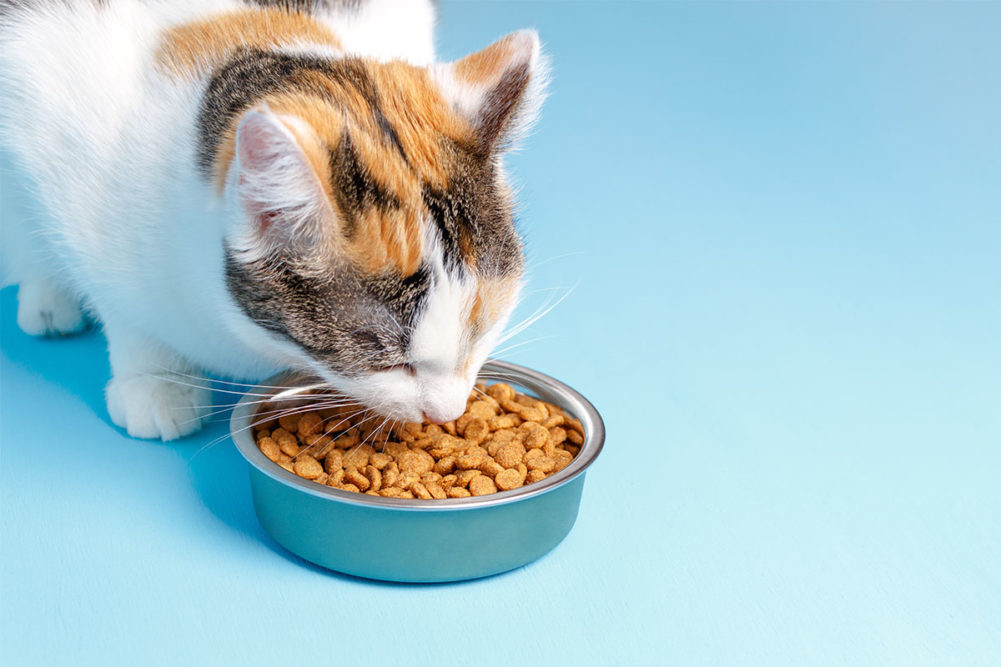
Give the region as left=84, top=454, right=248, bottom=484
left=230, top=359, right=605, bottom=512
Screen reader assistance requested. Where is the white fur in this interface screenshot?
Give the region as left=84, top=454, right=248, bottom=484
left=306, top=231, right=520, bottom=425
left=0, top=0, right=536, bottom=439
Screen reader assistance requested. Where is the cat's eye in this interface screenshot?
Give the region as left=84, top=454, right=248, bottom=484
left=379, top=363, right=416, bottom=377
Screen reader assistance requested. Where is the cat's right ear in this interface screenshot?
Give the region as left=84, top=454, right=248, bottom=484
left=227, top=108, right=334, bottom=260
left=434, top=30, right=550, bottom=155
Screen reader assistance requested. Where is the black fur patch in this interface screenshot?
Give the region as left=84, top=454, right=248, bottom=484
left=225, top=253, right=432, bottom=375
left=197, top=50, right=400, bottom=178
left=329, top=132, right=402, bottom=239
left=241, top=0, right=365, bottom=13
left=422, top=145, right=523, bottom=278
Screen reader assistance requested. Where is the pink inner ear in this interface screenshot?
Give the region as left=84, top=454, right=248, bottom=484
left=237, top=112, right=287, bottom=173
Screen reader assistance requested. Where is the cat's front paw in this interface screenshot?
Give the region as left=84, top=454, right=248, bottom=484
left=105, top=374, right=211, bottom=441
left=17, top=280, right=87, bottom=336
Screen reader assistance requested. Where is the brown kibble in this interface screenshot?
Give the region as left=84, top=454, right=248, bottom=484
left=495, top=468, right=524, bottom=491
left=398, top=449, right=434, bottom=474
left=425, top=481, right=447, bottom=499
left=323, top=449, right=343, bottom=473
left=365, top=465, right=382, bottom=492
left=401, top=422, right=423, bottom=441
left=456, top=469, right=482, bottom=487
left=342, top=444, right=375, bottom=469
left=382, top=465, right=399, bottom=488
left=304, top=435, right=335, bottom=460
left=527, top=456, right=556, bottom=473
left=412, top=437, right=434, bottom=450
left=273, top=428, right=299, bottom=456
left=494, top=441, right=526, bottom=469
left=399, top=471, right=421, bottom=490
left=478, top=459, right=505, bottom=478
left=524, top=448, right=544, bottom=463
left=296, top=412, right=323, bottom=437
left=548, top=426, right=567, bottom=446
left=467, top=401, right=497, bottom=419
left=522, top=422, right=550, bottom=449
left=292, top=455, right=323, bottom=479
left=258, top=437, right=280, bottom=462
left=327, top=469, right=345, bottom=486
left=541, top=415, right=565, bottom=429
left=464, top=444, right=488, bottom=458
left=460, top=415, right=488, bottom=440
left=553, top=449, right=573, bottom=472
left=343, top=467, right=370, bottom=491
left=278, top=413, right=301, bottom=433
left=253, top=381, right=583, bottom=499
left=488, top=414, right=519, bottom=431
left=384, top=441, right=409, bottom=458
left=457, top=453, right=486, bottom=470
left=486, top=382, right=515, bottom=402
left=434, top=455, right=457, bottom=475
left=469, top=475, right=498, bottom=496
left=428, top=433, right=462, bottom=456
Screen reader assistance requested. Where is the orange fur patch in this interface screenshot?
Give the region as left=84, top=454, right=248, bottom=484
left=193, top=28, right=481, bottom=279
left=453, top=33, right=519, bottom=86
left=155, top=9, right=341, bottom=77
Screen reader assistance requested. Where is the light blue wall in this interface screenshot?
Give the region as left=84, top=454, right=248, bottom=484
left=2, top=2, right=999, bottom=664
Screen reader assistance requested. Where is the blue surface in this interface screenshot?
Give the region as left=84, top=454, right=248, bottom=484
left=2, top=2, right=999, bottom=664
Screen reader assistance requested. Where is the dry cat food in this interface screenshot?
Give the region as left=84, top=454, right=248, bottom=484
left=252, top=383, right=584, bottom=499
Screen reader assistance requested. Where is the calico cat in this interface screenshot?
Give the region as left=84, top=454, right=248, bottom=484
left=0, top=0, right=547, bottom=440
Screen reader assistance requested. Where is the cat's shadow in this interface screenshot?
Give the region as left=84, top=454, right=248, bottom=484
left=0, top=286, right=494, bottom=588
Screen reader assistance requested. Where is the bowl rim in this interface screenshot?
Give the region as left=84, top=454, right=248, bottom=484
left=229, top=359, right=605, bottom=512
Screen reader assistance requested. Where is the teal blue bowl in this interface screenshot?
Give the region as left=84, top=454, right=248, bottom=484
left=230, top=360, right=604, bottom=582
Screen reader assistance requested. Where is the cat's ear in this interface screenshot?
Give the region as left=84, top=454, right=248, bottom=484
left=229, top=108, right=333, bottom=257
left=435, top=30, right=549, bottom=154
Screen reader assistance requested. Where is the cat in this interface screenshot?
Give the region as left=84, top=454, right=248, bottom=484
left=0, top=0, right=547, bottom=440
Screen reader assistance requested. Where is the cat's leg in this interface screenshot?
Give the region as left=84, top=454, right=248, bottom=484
left=102, top=320, right=211, bottom=441
left=16, top=278, right=87, bottom=336
left=1, top=152, right=88, bottom=336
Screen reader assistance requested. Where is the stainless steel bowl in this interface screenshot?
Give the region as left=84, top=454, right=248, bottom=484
left=230, top=360, right=604, bottom=582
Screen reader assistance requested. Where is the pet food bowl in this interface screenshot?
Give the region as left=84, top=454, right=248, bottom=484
left=230, top=359, right=604, bottom=582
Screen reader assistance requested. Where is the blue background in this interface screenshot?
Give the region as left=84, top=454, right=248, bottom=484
left=2, top=1, right=999, bottom=664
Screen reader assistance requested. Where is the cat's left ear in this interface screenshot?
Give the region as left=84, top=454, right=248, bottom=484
left=434, top=30, right=550, bottom=154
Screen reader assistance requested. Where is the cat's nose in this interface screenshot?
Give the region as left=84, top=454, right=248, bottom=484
left=422, top=411, right=444, bottom=425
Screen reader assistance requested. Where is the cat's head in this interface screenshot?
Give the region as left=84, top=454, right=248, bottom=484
left=212, top=31, right=548, bottom=423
